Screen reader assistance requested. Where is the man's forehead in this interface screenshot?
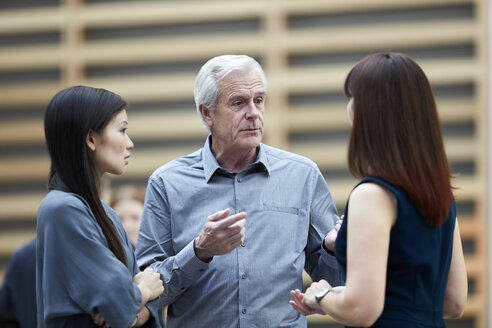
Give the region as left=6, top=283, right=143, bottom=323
left=219, top=71, right=265, bottom=94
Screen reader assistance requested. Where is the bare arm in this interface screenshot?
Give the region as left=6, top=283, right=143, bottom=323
left=443, top=219, right=467, bottom=318
left=292, top=183, right=395, bottom=327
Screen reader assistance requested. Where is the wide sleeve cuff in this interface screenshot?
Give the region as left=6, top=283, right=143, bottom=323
left=174, top=239, right=210, bottom=281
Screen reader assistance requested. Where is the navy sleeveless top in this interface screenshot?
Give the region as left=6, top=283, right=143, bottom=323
left=334, top=176, right=456, bottom=327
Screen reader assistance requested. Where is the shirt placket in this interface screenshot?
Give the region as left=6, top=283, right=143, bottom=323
left=235, top=172, right=249, bottom=327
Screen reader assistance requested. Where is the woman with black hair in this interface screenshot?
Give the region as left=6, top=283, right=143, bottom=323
left=36, top=86, right=164, bottom=327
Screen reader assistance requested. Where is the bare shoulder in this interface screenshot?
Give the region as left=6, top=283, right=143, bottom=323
left=351, top=182, right=394, bottom=203
left=349, top=182, right=397, bottom=224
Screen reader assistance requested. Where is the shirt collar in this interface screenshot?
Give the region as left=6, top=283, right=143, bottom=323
left=200, top=135, right=270, bottom=183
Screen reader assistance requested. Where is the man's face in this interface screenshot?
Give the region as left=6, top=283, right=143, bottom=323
left=208, top=69, right=266, bottom=153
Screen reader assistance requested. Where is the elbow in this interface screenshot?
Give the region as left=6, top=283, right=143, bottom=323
left=443, top=298, right=467, bottom=319
left=343, top=295, right=383, bottom=327
left=353, top=309, right=383, bottom=327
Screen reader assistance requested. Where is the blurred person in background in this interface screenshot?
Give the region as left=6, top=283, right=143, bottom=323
left=290, top=52, right=467, bottom=327
left=111, top=185, right=146, bottom=248
left=136, top=54, right=342, bottom=327
left=37, top=85, right=164, bottom=327
left=0, top=238, right=36, bottom=328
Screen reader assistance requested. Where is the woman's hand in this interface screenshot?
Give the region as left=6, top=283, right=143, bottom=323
left=133, top=267, right=164, bottom=301
left=302, top=280, right=332, bottom=309
left=91, top=314, right=110, bottom=328
left=324, top=216, right=343, bottom=252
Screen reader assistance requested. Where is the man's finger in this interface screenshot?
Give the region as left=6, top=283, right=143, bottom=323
left=216, top=212, right=246, bottom=229
left=207, top=208, right=230, bottom=222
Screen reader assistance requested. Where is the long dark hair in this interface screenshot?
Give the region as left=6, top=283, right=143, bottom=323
left=344, top=52, right=454, bottom=226
left=44, top=85, right=128, bottom=264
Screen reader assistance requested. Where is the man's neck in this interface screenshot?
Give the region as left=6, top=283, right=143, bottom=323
left=212, top=145, right=259, bottom=173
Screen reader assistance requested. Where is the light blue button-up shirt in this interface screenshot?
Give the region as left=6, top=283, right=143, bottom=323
left=136, top=136, right=340, bottom=328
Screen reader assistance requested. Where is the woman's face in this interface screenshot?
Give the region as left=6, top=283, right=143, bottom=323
left=88, top=109, right=134, bottom=178
left=347, top=97, right=354, bottom=125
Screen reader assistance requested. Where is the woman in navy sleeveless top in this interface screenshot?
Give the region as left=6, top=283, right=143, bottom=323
left=290, top=53, right=467, bottom=327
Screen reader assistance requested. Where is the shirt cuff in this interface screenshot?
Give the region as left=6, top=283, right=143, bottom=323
left=174, top=239, right=209, bottom=281
left=322, top=239, right=335, bottom=256
left=320, top=239, right=338, bottom=270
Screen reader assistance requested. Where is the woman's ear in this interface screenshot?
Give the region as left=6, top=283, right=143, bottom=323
left=199, top=104, right=213, bottom=127
left=86, top=130, right=97, bottom=151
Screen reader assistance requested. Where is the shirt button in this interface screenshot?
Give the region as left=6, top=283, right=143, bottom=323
left=242, top=309, right=247, bottom=314
left=241, top=242, right=245, bottom=247
left=241, top=273, right=247, bottom=279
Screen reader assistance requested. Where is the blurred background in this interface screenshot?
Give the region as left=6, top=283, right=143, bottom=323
left=0, top=0, right=487, bottom=327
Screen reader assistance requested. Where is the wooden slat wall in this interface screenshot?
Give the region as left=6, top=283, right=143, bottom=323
left=0, top=0, right=487, bottom=326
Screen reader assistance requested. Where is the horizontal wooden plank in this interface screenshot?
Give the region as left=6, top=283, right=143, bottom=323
left=0, top=98, right=474, bottom=146
left=0, top=8, right=63, bottom=34
left=282, top=0, right=473, bottom=15
left=285, top=20, right=477, bottom=55
left=80, top=32, right=263, bottom=67
left=0, top=57, right=480, bottom=107
left=0, top=119, right=44, bottom=146
left=465, top=255, right=485, bottom=278
left=0, top=18, right=476, bottom=71
left=0, top=1, right=265, bottom=35
left=459, top=219, right=482, bottom=238
left=287, top=98, right=476, bottom=133
left=280, top=58, right=480, bottom=94
left=81, top=1, right=266, bottom=28
left=0, top=82, right=61, bottom=107
left=0, top=231, right=36, bottom=257
left=0, top=45, right=62, bottom=71
left=0, top=0, right=470, bottom=34
left=0, top=192, right=46, bottom=219
left=289, top=136, right=478, bottom=170
left=0, top=134, right=479, bottom=183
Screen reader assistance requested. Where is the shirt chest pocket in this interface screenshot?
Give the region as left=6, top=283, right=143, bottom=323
left=262, top=202, right=299, bottom=216
left=261, top=202, right=306, bottom=253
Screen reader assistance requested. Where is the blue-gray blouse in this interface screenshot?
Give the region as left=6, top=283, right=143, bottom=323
left=36, top=189, right=161, bottom=327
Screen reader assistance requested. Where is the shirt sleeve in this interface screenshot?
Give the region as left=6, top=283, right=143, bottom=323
left=136, top=176, right=208, bottom=307
left=304, top=168, right=342, bottom=286
left=40, top=196, right=141, bottom=327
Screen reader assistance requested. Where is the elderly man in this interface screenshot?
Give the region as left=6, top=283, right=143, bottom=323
left=136, top=54, right=341, bottom=327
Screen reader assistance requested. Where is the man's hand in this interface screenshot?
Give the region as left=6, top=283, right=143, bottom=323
left=194, top=208, right=247, bottom=262
left=324, top=216, right=343, bottom=253
left=289, top=289, right=325, bottom=316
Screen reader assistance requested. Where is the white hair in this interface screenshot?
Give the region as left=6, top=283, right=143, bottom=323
left=193, top=54, right=268, bottom=131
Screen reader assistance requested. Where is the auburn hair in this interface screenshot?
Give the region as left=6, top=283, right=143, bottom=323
left=344, top=52, right=454, bottom=226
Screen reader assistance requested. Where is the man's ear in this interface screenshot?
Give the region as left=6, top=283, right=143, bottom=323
left=199, top=104, right=213, bottom=126
left=86, top=129, right=97, bottom=151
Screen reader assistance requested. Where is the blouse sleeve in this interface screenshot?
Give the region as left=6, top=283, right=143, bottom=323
left=39, top=194, right=141, bottom=327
